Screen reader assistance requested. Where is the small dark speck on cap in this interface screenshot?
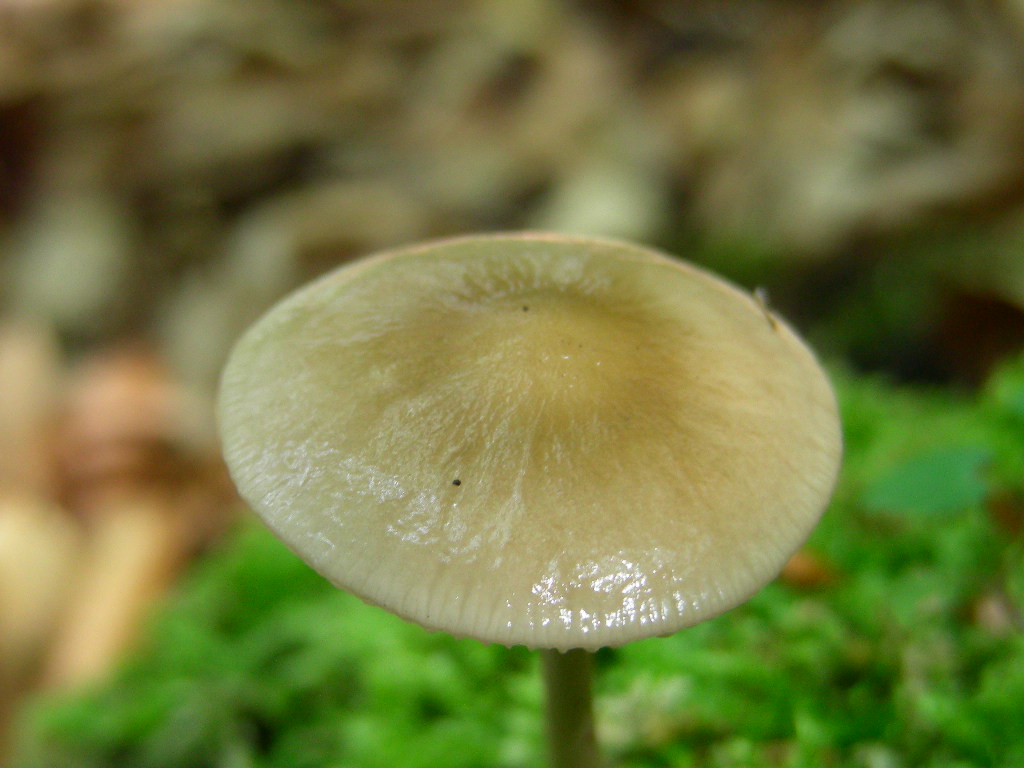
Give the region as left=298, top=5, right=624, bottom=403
left=452, top=479, right=462, bottom=486
left=522, top=305, right=529, bottom=311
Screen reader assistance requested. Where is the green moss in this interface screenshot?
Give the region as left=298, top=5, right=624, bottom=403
left=14, top=355, right=1024, bottom=768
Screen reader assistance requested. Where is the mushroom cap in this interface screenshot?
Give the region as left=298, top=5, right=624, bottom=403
left=218, top=233, right=841, bottom=651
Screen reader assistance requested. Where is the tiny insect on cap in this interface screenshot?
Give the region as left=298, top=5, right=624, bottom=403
left=217, top=233, right=842, bottom=651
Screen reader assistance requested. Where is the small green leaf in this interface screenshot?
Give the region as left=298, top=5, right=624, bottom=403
left=862, top=445, right=991, bottom=517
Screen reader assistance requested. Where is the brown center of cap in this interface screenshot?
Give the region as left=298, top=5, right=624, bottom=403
left=439, top=289, right=667, bottom=423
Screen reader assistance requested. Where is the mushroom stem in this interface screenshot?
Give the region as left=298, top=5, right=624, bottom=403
left=541, top=648, right=601, bottom=768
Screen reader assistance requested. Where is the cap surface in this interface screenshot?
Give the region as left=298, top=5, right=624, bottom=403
left=218, top=233, right=841, bottom=650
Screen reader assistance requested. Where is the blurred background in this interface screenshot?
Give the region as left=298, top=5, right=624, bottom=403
left=2, top=1, right=1024, bottom=766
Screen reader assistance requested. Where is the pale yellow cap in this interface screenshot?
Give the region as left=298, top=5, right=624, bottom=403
left=218, top=233, right=841, bottom=651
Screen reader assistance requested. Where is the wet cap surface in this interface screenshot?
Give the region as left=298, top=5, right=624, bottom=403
left=218, top=233, right=842, bottom=650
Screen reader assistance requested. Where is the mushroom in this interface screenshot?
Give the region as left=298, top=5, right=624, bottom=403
left=217, top=233, right=842, bottom=767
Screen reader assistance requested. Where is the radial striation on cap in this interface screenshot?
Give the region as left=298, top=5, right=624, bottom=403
left=218, top=233, right=842, bottom=651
